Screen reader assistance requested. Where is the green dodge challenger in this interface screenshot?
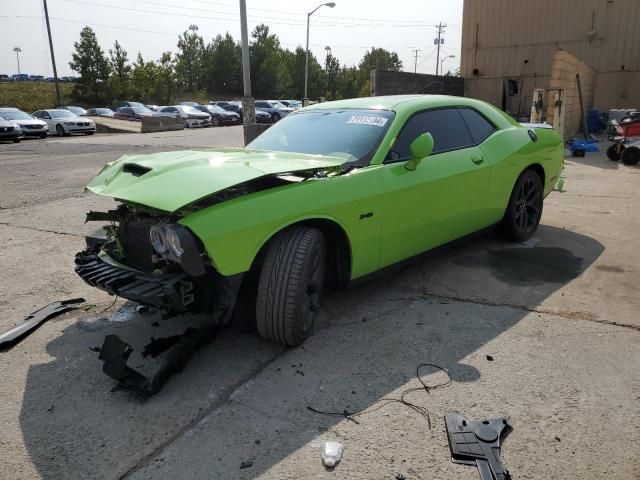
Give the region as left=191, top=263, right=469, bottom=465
left=76, top=95, right=563, bottom=346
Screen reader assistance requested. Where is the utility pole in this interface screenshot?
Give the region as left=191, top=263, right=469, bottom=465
left=412, top=49, right=421, bottom=74
left=42, top=0, right=61, bottom=107
left=434, top=22, right=446, bottom=76
left=239, top=0, right=254, bottom=144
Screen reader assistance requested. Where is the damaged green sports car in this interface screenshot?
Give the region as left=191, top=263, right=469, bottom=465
left=76, top=95, right=563, bottom=346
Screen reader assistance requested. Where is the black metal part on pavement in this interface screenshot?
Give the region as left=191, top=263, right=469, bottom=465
left=0, top=298, right=85, bottom=349
left=98, top=324, right=223, bottom=398
left=445, top=412, right=512, bottom=480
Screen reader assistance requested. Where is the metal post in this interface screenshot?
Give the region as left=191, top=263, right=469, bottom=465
left=43, top=0, right=61, bottom=107
left=304, top=13, right=310, bottom=103
left=239, top=0, right=255, bottom=144
left=13, top=48, right=21, bottom=75
left=412, top=49, right=420, bottom=74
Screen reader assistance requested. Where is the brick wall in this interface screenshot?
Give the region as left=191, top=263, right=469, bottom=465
left=546, top=49, right=596, bottom=140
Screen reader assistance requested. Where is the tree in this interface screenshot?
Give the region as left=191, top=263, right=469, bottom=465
left=175, top=25, right=205, bottom=91
left=156, top=52, right=176, bottom=104
left=108, top=40, right=131, bottom=99
left=205, top=33, right=242, bottom=95
left=69, top=26, right=111, bottom=103
left=130, top=53, right=158, bottom=102
left=250, top=24, right=282, bottom=98
left=359, top=47, right=402, bottom=73
left=324, top=53, right=340, bottom=99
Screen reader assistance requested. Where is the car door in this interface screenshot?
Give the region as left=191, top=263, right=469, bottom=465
left=379, top=108, right=493, bottom=268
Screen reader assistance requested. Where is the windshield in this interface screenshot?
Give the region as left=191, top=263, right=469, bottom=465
left=132, top=107, right=152, bottom=113
left=66, top=107, right=85, bottom=114
left=247, top=109, right=394, bottom=165
left=0, top=110, right=33, bottom=120
left=179, top=106, right=200, bottom=114
left=50, top=110, right=76, bottom=119
left=269, top=101, right=287, bottom=108
left=207, top=105, right=226, bottom=113
left=96, top=108, right=113, bottom=114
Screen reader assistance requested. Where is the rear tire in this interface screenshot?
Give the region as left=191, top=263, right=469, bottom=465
left=606, top=143, right=624, bottom=161
left=500, top=169, right=544, bottom=242
left=621, top=146, right=640, bottom=166
left=256, top=227, right=326, bottom=346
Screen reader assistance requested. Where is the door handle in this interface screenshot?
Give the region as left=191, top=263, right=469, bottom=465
left=471, top=155, right=484, bottom=164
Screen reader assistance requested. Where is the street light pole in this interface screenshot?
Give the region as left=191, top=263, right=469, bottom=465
left=239, top=0, right=255, bottom=144
left=13, top=47, right=21, bottom=75
left=440, top=54, right=455, bottom=76
left=304, top=2, right=335, bottom=104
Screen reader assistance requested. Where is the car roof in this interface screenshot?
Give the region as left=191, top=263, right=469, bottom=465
left=0, top=107, right=20, bottom=111
left=304, top=94, right=490, bottom=112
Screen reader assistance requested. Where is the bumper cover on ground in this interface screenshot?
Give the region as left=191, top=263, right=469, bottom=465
left=75, top=248, right=192, bottom=311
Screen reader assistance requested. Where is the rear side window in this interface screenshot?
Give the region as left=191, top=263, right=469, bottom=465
left=459, top=108, right=496, bottom=144
left=386, top=108, right=474, bottom=161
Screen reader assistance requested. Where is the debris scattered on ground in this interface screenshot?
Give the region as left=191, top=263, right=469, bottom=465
left=486, top=355, right=494, bottom=361
left=445, top=412, right=512, bottom=480
left=321, top=441, right=344, bottom=468
left=83, top=304, right=97, bottom=311
left=308, top=363, right=452, bottom=429
left=239, top=460, right=254, bottom=469
left=0, top=298, right=85, bottom=349
left=89, top=346, right=101, bottom=353
left=142, top=335, right=181, bottom=358
left=97, top=324, right=222, bottom=398
left=395, top=474, right=407, bottom=480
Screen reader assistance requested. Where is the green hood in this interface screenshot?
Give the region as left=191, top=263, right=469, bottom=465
left=86, top=148, right=346, bottom=212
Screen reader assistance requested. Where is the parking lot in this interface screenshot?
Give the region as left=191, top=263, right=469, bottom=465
left=1, top=130, right=639, bottom=479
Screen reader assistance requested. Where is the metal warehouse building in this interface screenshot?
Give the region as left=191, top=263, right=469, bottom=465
left=461, top=0, right=640, bottom=120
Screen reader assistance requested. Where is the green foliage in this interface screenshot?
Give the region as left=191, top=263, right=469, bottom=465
left=69, top=26, right=111, bottom=103
left=0, top=82, right=74, bottom=112
left=205, top=33, right=242, bottom=95
left=67, top=25, right=404, bottom=106
left=108, top=40, right=131, bottom=99
left=175, top=25, right=205, bottom=91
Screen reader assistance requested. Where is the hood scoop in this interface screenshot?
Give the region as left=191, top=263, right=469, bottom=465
left=122, top=163, right=152, bottom=177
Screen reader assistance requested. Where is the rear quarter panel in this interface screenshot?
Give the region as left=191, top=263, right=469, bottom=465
left=480, top=126, right=564, bottom=224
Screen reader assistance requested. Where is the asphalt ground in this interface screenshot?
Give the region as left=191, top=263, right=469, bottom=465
left=0, top=129, right=638, bottom=479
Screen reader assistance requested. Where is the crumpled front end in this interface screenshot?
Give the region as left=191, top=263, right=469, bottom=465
left=74, top=204, right=242, bottom=323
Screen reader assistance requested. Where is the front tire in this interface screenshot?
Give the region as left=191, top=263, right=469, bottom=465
left=271, top=113, right=281, bottom=123
left=606, top=143, right=624, bottom=161
left=211, top=117, right=220, bottom=127
left=256, top=227, right=326, bottom=346
left=56, top=124, right=65, bottom=137
left=500, top=169, right=544, bottom=242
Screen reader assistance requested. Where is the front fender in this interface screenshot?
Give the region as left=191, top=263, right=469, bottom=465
left=179, top=166, right=385, bottom=279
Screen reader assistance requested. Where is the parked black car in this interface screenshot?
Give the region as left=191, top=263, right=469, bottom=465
left=212, top=101, right=271, bottom=123
left=193, top=104, right=241, bottom=126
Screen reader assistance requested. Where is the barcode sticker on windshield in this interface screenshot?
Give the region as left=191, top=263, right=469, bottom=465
left=347, top=115, right=388, bottom=127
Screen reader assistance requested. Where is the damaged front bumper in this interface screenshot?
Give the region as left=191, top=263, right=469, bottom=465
left=75, top=244, right=195, bottom=312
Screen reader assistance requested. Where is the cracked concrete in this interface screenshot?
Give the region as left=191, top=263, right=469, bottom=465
left=0, top=132, right=639, bottom=479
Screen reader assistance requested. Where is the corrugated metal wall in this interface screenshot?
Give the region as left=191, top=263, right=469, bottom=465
left=461, top=0, right=640, bottom=112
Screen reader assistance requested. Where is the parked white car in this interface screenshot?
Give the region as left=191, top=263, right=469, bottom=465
left=0, top=108, right=48, bottom=138
left=159, top=105, right=211, bottom=128
left=32, top=109, right=96, bottom=136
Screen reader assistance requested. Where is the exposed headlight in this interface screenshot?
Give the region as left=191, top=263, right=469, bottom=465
left=166, top=228, right=184, bottom=256
left=150, top=225, right=168, bottom=254
left=13, top=124, right=22, bottom=131
left=150, top=224, right=183, bottom=257
left=64, top=121, right=74, bottom=125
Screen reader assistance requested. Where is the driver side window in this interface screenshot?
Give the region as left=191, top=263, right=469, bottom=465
left=386, top=108, right=474, bottom=162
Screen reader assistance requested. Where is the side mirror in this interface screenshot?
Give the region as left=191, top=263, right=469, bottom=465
left=405, top=132, right=434, bottom=171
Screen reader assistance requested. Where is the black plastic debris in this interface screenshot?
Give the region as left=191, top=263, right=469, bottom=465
left=97, top=324, right=222, bottom=398
left=445, top=412, right=512, bottom=480
left=0, top=298, right=85, bottom=349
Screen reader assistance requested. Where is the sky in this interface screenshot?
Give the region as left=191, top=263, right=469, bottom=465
left=0, top=0, right=463, bottom=78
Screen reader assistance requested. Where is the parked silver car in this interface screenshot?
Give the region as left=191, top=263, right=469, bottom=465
left=0, top=108, right=48, bottom=138
left=32, top=109, right=96, bottom=136
left=159, top=105, right=211, bottom=128
left=255, top=100, right=295, bottom=123
left=0, top=118, right=24, bottom=143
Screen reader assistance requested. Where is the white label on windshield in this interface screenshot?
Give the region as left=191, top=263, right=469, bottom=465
left=346, top=115, right=388, bottom=127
